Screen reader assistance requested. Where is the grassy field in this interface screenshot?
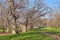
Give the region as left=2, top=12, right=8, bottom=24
left=0, top=31, right=53, bottom=40
left=0, top=27, right=60, bottom=40
left=32, top=27, right=60, bottom=36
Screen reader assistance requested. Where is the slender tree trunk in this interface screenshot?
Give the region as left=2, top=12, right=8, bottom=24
left=25, top=22, right=28, bottom=32
left=2, top=25, right=5, bottom=33
left=14, top=18, right=19, bottom=34
left=25, top=19, right=29, bottom=32
left=1, top=11, right=5, bottom=33
left=30, top=26, right=34, bottom=30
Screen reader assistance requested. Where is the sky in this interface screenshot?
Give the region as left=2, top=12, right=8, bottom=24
left=45, top=0, right=60, bottom=8
left=0, top=0, right=60, bottom=12
left=30, top=0, right=60, bottom=8
left=1, top=0, right=60, bottom=8
left=44, top=0, right=60, bottom=18
left=29, top=0, right=60, bottom=12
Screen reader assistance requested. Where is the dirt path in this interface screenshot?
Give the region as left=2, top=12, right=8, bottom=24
left=39, top=31, right=60, bottom=40
left=0, top=33, right=11, bottom=36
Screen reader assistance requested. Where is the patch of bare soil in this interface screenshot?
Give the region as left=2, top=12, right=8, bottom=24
left=0, top=33, right=11, bottom=36
left=39, top=31, right=60, bottom=40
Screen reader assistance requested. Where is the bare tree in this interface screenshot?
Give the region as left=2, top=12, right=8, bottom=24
left=0, top=0, right=51, bottom=34
left=19, top=0, right=51, bottom=32
left=8, top=0, right=19, bottom=34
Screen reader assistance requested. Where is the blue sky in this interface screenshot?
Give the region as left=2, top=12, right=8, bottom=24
left=1, top=0, right=60, bottom=8
left=30, top=0, right=60, bottom=12
left=29, top=0, right=60, bottom=8
left=45, top=0, right=60, bottom=8
left=1, top=0, right=60, bottom=11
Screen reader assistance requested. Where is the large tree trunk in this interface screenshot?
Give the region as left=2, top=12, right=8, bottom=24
left=22, top=25, right=30, bottom=32
left=11, top=18, right=19, bottom=34
left=21, top=24, right=26, bottom=32
left=11, top=25, right=16, bottom=34
left=8, top=0, right=19, bottom=34
left=6, top=27, right=10, bottom=33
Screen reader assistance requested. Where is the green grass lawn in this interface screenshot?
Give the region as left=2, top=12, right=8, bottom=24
left=0, top=27, right=60, bottom=40
left=32, top=27, right=60, bottom=36
left=0, top=31, right=53, bottom=40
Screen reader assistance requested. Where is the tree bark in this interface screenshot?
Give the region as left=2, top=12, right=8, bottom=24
left=11, top=18, right=19, bottom=34
left=21, top=24, right=26, bottom=32
left=8, top=0, right=19, bottom=34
